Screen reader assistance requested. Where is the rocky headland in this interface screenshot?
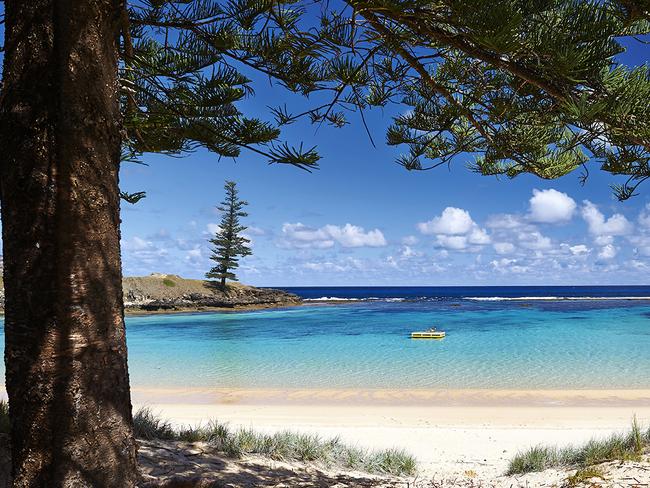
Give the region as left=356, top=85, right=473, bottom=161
left=122, top=273, right=301, bottom=312
left=0, top=273, right=301, bottom=313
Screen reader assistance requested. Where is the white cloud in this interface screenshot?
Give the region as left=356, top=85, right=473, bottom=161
left=302, top=261, right=345, bottom=272
left=595, top=235, right=614, bottom=246
left=436, top=235, right=470, bottom=250
left=121, top=236, right=170, bottom=272
left=399, top=245, right=421, bottom=258
left=581, top=201, right=631, bottom=236
left=122, top=236, right=150, bottom=251
left=418, top=207, right=474, bottom=235
left=486, top=214, right=526, bottom=230
left=528, top=189, right=576, bottom=223
left=280, top=222, right=386, bottom=249
left=419, top=207, right=490, bottom=250
left=206, top=223, right=221, bottom=235
left=598, top=244, right=617, bottom=260
left=402, top=235, right=419, bottom=245
left=301, top=257, right=366, bottom=273
left=323, top=224, right=387, bottom=247
left=630, top=260, right=649, bottom=270
left=468, top=227, right=491, bottom=245
left=517, top=231, right=552, bottom=250
left=490, top=258, right=530, bottom=274
left=280, top=223, right=334, bottom=249
left=187, top=248, right=201, bottom=258
left=569, top=244, right=590, bottom=256
left=493, top=242, right=515, bottom=255
left=628, top=235, right=650, bottom=256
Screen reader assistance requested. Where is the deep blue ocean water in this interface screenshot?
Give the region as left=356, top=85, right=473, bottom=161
left=2, top=286, right=650, bottom=389
left=280, top=285, right=650, bottom=301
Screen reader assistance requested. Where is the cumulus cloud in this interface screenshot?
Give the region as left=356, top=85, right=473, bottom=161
left=301, top=256, right=367, bottom=273
left=581, top=201, right=631, bottom=236
left=121, top=236, right=171, bottom=274
left=630, top=260, right=650, bottom=270
left=399, top=245, right=421, bottom=258
left=490, top=258, right=530, bottom=274
left=280, top=223, right=334, bottom=249
left=280, top=222, right=386, bottom=249
left=486, top=214, right=527, bottom=230
left=598, top=244, right=617, bottom=260
left=628, top=235, right=650, bottom=257
left=418, top=207, right=474, bottom=235
left=517, top=230, right=552, bottom=250
left=493, top=242, right=515, bottom=255
left=419, top=207, right=490, bottom=250
left=468, top=227, right=490, bottom=245
left=436, top=235, right=470, bottom=250
left=569, top=244, right=590, bottom=256
left=324, top=224, right=387, bottom=247
left=528, top=189, right=576, bottom=223
left=122, top=236, right=151, bottom=251
left=595, top=235, right=614, bottom=246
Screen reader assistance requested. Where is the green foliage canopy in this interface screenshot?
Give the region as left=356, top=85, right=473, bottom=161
left=61, top=1, right=650, bottom=198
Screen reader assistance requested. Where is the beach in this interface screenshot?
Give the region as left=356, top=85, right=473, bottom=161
left=132, top=387, right=650, bottom=478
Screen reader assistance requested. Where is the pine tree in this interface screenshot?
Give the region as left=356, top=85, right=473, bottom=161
left=0, top=1, right=320, bottom=483
left=206, top=181, right=253, bottom=289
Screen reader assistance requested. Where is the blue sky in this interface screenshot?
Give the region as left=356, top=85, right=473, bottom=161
left=119, top=37, right=650, bottom=286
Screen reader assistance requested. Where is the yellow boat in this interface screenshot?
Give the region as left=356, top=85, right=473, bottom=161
left=410, top=330, right=445, bottom=339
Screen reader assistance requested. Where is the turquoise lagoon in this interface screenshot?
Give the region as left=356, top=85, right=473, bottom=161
left=122, top=295, right=650, bottom=390
left=2, top=289, right=650, bottom=390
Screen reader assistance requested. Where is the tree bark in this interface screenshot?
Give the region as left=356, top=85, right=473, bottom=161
left=0, top=0, right=138, bottom=486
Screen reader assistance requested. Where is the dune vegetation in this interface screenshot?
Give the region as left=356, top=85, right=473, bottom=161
left=133, top=407, right=417, bottom=476
left=507, top=417, right=648, bottom=475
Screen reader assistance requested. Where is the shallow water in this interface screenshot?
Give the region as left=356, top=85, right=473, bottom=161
left=1, top=287, right=649, bottom=390
left=123, top=295, right=650, bottom=389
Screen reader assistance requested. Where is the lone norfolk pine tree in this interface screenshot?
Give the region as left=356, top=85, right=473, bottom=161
left=206, top=181, right=253, bottom=289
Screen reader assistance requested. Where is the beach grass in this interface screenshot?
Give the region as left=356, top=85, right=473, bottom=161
left=507, top=417, right=648, bottom=475
left=133, top=407, right=416, bottom=475
left=133, top=406, right=177, bottom=440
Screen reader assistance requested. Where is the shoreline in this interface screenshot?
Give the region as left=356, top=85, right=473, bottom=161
left=130, top=386, right=650, bottom=407
left=0, top=301, right=306, bottom=317
left=123, top=300, right=303, bottom=316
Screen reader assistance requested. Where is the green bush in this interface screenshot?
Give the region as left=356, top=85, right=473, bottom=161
left=162, top=278, right=176, bottom=287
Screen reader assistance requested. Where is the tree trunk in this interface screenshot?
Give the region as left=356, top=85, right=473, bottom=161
left=0, top=1, right=138, bottom=486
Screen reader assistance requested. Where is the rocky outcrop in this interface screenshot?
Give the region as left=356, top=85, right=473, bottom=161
left=123, top=273, right=300, bottom=312
left=0, top=274, right=300, bottom=312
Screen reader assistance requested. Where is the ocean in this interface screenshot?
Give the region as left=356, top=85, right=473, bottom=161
left=122, top=285, right=650, bottom=390
left=2, top=286, right=650, bottom=390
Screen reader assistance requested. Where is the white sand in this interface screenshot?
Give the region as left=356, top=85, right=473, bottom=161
left=132, top=388, right=650, bottom=478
